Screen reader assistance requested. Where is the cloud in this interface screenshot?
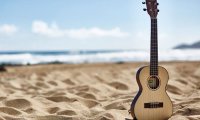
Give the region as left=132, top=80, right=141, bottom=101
left=32, top=20, right=129, bottom=39
left=0, top=24, right=18, bottom=35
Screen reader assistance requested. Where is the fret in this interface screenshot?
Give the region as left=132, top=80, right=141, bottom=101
left=151, top=51, right=158, bottom=52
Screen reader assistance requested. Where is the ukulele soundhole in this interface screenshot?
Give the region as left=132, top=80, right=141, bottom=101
left=148, top=76, right=160, bottom=90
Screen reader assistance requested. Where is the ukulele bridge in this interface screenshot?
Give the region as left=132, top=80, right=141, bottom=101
left=144, top=102, right=163, bottom=108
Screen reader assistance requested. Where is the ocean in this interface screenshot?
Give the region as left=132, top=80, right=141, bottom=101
left=0, top=49, right=200, bottom=65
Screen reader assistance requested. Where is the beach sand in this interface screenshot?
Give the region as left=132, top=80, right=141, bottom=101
left=0, top=62, right=199, bottom=120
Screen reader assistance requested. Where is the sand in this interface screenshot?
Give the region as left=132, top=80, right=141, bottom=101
left=0, top=62, right=199, bottom=120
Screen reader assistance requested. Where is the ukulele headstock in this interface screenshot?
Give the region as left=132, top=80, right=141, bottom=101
left=143, top=0, right=159, bottom=18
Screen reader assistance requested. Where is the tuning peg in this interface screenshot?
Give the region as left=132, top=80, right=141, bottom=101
left=157, top=9, right=160, bottom=12
left=157, top=3, right=159, bottom=5
left=143, top=8, right=147, bottom=11
left=142, top=2, right=146, bottom=4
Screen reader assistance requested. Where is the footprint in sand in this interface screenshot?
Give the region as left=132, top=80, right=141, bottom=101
left=80, top=98, right=100, bottom=108
left=35, top=81, right=49, bottom=88
left=62, top=78, right=75, bottom=86
left=96, top=113, right=115, bottom=120
left=104, top=101, right=127, bottom=110
left=176, top=107, right=200, bottom=116
left=57, top=109, right=77, bottom=115
left=94, top=75, right=105, bottom=82
left=0, top=97, right=6, bottom=101
left=73, top=85, right=90, bottom=92
left=48, top=81, right=58, bottom=86
left=46, top=96, right=77, bottom=103
left=0, top=107, right=22, bottom=115
left=47, top=107, right=60, bottom=114
left=29, top=115, right=74, bottom=120
left=76, top=92, right=97, bottom=100
left=108, top=82, right=129, bottom=90
left=99, top=116, right=113, bottom=120
left=23, top=107, right=36, bottom=114
left=4, top=99, right=31, bottom=109
left=176, top=79, right=188, bottom=85
left=167, top=84, right=182, bottom=95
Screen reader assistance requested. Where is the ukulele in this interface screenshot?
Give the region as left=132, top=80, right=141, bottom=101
left=129, top=0, right=173, bottom=120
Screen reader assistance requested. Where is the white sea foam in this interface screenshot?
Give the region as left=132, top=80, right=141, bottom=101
left=0, top=49, right=199, bottom=65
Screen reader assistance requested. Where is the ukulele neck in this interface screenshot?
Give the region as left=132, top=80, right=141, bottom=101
left=150, top=18, right=158, bottom=76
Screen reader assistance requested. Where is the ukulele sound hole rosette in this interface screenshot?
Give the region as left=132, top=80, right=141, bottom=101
left=147, top=76, right=160, bottom=90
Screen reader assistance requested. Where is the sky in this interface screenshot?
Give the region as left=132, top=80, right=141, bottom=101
left=0, top=0, right=200, bottom=51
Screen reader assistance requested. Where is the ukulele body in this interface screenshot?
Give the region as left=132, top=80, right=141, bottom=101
left=130, top=66, right=173, bottom=120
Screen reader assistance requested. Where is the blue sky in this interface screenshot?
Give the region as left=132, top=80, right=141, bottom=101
left=0, top=0, right=200, bottom=51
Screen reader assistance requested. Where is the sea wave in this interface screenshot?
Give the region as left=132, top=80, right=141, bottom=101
left=0, top=49, right=199, bottom=65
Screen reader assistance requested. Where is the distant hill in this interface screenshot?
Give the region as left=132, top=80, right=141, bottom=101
left=174, top=41, right=200, bottom=49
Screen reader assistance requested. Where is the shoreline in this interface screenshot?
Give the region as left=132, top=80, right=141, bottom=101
left=1, top=60, right=200, bottom=66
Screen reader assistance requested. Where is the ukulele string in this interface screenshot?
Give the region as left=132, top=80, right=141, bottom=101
left=153, top=19, right=156, bottom=117
left=155, top=19, right=158, bottom=107
left=154, top=18, right=157, bottom=109
left=154, top=18, right=155, bottom=112
left=155, top=18, right=157, bottom=109
left=154, top=18, right=157, bottom=111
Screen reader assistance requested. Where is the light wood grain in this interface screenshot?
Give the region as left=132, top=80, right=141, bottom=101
left=131, top=66, right=173, bottom=120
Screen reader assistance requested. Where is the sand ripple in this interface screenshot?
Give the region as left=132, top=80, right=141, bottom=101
left=0, top=62, right=199, bottom=119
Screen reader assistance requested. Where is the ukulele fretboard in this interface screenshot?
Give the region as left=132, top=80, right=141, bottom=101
left=150, top=18, right=158, bottom=76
